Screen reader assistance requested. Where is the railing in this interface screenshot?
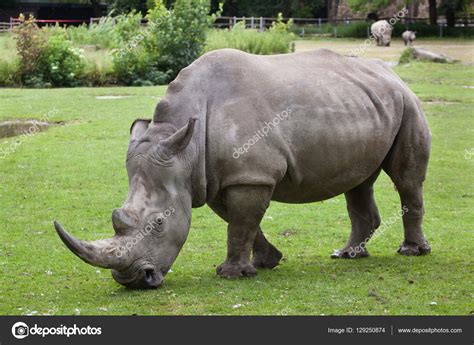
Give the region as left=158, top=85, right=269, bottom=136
left=0, top=22, right=12, bottom=32
left=215, top=16, right=474, bottom=29
left=1, top=15, right=471, bottom=33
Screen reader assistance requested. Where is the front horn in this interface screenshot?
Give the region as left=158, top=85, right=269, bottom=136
left=54, top=221, right=128, bottom=270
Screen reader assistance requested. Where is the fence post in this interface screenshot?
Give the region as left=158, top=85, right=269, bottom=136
left=229, top=17, right=232, bottom=28
left=233, top=16, right=237, bottom=27
left=260, top=17, right=264, bottom=32
left=242, top=16, right=246, bottom=28
left=439, top=24, right=443, bottom=38
left=334, top=27, right=337, bottom=38
left=10, top=17, right=12, bottom=30
left=318, top=18, right=321, bottom=27
left=250, top=16, right=254, bottom=29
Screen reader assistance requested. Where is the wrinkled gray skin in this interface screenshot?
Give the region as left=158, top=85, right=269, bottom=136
left=371, top=20, right=393, bottom=46
left=55, top=48, right=432, bottom=289
left=402, top=30, right=416, bottom=46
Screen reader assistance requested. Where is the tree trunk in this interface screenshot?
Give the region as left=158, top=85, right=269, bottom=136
left=327, top=0, right=340, bottom=24
left=428, top=0, right=437, bottom=26
left=446, top=7, right=456, bottom=27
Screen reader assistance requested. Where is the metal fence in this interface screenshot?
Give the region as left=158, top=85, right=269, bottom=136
left=1, top=15, right=472, bottom=33
left=215, top=16, right=474, bottom=30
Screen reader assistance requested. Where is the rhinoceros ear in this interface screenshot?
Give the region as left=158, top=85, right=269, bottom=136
left=157, top=117, right=197, bottom=158
left=130, top=119, right=151, bottom=141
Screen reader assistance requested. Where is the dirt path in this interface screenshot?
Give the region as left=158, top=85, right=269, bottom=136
left=294, top=39, right=474, bottom=63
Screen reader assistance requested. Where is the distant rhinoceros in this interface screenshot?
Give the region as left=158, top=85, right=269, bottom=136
left=402, top=30, right=416, bottom=46
left=55, top=48, right=432, bottom=289
left=371, top=20, right=393, bottom=46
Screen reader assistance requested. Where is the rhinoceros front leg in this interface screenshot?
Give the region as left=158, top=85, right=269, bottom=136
left=216, top=185, right=272, bottom=279
left=208, top=200, right=282, bottom=270
left=331, top=171, right=381, bottom=259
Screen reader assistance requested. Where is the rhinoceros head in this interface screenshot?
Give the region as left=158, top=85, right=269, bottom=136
left=55, top=117, right=197, bottom=289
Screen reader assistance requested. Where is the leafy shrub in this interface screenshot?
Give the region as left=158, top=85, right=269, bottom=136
left=15, top=15, right=85, bottom=87
left=37, top=35, right=85, bottom=87
left=399, top=47, right=415, bottom=64
left=114, top=0, right=216, bottom=85
left=205, top=23, right=295, bottom=55
left=270, top=12, right=293, bottom=34
left=113, top=47, right=169, bottom=86
left=15, top=14, right=47, bottom=84
left=146, top=0, right=212, bottom=80
left=114, top=10, right=143, bottom=43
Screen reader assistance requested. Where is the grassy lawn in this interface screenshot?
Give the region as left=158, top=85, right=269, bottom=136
left=0, top=61, right=473, bottom=316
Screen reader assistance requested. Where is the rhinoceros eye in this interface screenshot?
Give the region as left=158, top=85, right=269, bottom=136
left=156, top=217, right=164, bottom=225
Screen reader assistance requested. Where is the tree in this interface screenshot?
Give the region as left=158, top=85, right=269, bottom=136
left=429, top=0, right=437, bottom=25
left=440, top=0, right=471, bottom=27
left=346, top=0, right=390, bottom=13
left=210, top=0, right=326, bottom=18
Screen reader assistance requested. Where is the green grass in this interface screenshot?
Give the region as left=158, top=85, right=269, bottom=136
left=205, top=27, right=294, bottom=54
left=0, top=34, right=19, bottom=86
left=0, top=62, right=473, bottom=315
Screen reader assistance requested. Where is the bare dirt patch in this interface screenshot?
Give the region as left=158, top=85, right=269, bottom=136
left=0, top=120, right=64, bottom=139
left=294, top=39, right=474, bottom=63
left=95, top=95, right=131, bottom=100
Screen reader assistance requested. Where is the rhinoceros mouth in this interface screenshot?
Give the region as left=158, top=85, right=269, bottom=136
left=112, top=265, right=164, bottom=289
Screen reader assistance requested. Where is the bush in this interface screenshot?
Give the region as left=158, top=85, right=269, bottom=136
left=114, top=0, right=216, bottom=86
left=15, top=15, right=85, bottom=87
left=205, top=24, right=294, bottom=55
left=37, top=35, right=85, bottom=87
left=270, top=12, right=294, bottom=34
left=399, top=47, right=415, bottom=64
left=113, top=48, right=169, bottom=86
left=146, top=0, right=211, bottom=80
left=15, top=14, right=47, bottom=85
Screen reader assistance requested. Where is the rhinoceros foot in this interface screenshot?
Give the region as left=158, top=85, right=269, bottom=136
left=253, top=244, right=283, bottom=269
left=330, top=247, right=370, bottom=259
left=216, top=262, right=257, bottom=279
left=397, top=241, right=431, bottom=256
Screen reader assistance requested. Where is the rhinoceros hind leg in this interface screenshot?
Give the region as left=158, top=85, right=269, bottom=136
left=252, top=228, right=283, bottom=269
left=382, top=98, right=431, bottom=256
left=331, top=169, right=381, bottom=259
left=398, top=241, right=431, bottom=256
left=216, top=185, right=273, bottom=279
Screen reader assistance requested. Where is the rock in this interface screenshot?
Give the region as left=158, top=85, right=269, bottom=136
left=412, top=48, right=457, bottom=63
